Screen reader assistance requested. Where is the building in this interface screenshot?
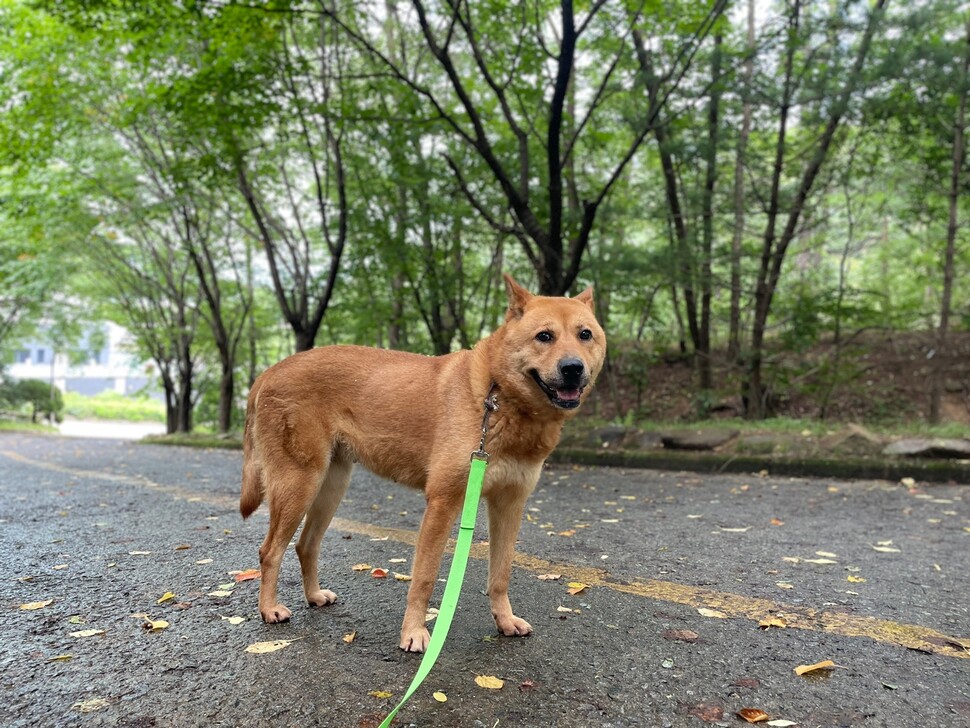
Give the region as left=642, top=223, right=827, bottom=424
left=7, top=322, right=154, bottom=396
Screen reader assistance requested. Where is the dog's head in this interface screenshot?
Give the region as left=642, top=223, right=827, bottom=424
left=494, top=273, right=606, bottom=413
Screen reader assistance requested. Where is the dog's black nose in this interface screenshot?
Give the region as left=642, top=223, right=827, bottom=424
left=559, top=358, right=585, bottom=383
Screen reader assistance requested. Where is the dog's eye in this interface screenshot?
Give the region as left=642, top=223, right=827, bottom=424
left=535, top=331, right=554, bottom=343
left=579, top=329, right=593, bottom=341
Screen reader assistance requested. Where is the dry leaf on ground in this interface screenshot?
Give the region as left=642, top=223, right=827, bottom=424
left=142, top=619, right=169, bottom=632
left=803, top=558, right=838, bottom=565
left=847, top=575, right=867, bottom=583
left=343, top=631, right=357, bottom=644
left=220, top=615, right=246, bottom=625
left=195, top=558, right=213, bottom=565
left=72, top=697, right=109, bottom=713
left=759, top=616, right=787, bottom=629
left=48, top=654, right=73, bottom=662
left=872, top=545, right=901, bottom=553
left=393, top=573, right=411, bottom=581
left=70, top=629, right=105, bottom=638
left=766, top=721, right=798, bottom=727
left=157, top=592, right=176, bottom=604
left=737, top=708, right=770, bottom=723
left=697, top=607, right=728, bottom=619
left=352, top=563, right=372, bottom=571
left=432, top=691, right=447, bottom=703
left=234, top=569, right=261, bottom=582
left=794, top=659, right=837, bottom=675
left=566, top=582, right=588, bottom=595
left=208, top=590, right=233, bottom=597
left=537, top=574, right=562, bottom=581
left=370, top=567, right=388, bottom=578
left=475, top=675, right=504, bottom=689
left=245, top=639, right=299, bottom=654
left=19, top=599, right=53, bottom=611
left=368, top=690, right=393, bottom=699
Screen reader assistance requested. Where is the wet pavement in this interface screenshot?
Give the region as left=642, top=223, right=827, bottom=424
left=1, top=432, right=967, bottom=727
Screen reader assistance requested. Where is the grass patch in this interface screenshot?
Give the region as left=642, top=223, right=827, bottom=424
left=142, top=432, right=242, bottom=450
left=63, top=391, right=165, bottom=423
left=0, top=418, right=56, bottom=433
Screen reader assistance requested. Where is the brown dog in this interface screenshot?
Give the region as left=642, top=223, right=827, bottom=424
left=240, top=274, right=606, bottom=652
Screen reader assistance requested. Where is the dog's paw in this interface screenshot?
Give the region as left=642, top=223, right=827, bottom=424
left=495, top=614, right=533, bottom=637
left=260, top=604, right=293, bottom=623
left=306, top=589, right=338, bottom=607
left=399, top=626, right=431, bottom=653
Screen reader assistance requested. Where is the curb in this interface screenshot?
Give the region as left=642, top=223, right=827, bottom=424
left=551, top=448, right=970, bottom=485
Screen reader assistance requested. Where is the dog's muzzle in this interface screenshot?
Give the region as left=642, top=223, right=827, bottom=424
left=530, top=358, right=588, bottom=410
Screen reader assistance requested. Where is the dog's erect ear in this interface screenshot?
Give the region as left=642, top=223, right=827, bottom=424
left=503, top=273, right=533, bottom=320
left=574, top=285, right=595, bottom=311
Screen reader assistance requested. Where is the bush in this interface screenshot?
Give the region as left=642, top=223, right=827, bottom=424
left=0, top=379, right=64, bottom=423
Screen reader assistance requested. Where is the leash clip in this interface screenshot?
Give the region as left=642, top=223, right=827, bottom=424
left=470, top=387, right=499, bottom=462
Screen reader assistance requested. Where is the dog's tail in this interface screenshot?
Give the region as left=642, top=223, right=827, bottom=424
left=240, top=380, right=264, bottom=519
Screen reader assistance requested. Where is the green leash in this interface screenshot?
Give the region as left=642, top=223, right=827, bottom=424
left=378, top=390, right=497, bottom=728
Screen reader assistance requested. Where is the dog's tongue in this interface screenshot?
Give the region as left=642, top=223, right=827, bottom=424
left=557, top=387, right=581, bottom=402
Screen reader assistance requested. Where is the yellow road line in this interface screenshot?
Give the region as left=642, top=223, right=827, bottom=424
left=4, top=448, right=968, bottom=660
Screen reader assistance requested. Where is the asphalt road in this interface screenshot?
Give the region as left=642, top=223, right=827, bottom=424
left=1, top=432, right=967, bottom=728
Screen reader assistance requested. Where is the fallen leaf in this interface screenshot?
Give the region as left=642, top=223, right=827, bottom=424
left=208, top=590, right=233, bottom=597
left=70, top=629, right=105, bottom=638
left=352, top=563, right=372, bottom=572
left=803, top=558, right=838, bottom=565
left=872, top=545, right=901, bottom=553
left=558, top=529, right=576, bottom=537
left=175, top=544, right=191, bottom=550
left=794, top=659, right=836, bottom=676
left=68, top=616, right=84, bottom=624
left=220, top=615, right=246, bottom=625
left=370, top=568, right=388, bottom=579
left=600, top=518, right=619, bottom=523
left=368, top=690, right=393, bottom=699
left=217, top=582, right=235, bottom=590
left=157, top=591, right=176, bottom=604
left=19, top=599, right=53, bottom=611
left=759, top=616, right=787, bottom=629
left=770, top=518, right=784, bottom=526
left=900, top=477, right=916, bottom=488
left=815, top=551, right=838, bottom=558
left=782, top=557, right=801, bottom=563
left=432, top=691, right=447, bottom=702
left=537, top=574, right=562, bottom=581
left=737, top=708, right=770, bottom=723
left=234, top=569, right=261, bottom=583
left=128, top=551, right=151, bottom=555
left=847, top=575, right=867, bottom=583
left=393, top=573, right=411, bottom=582
left=766, top=721, right=798, bottom=727
left=388, top=558, right=407, bottom=564
left=343, top=631, right=357, bottom=644
left=475, top=675, right=504, bottom=690
left=53, top=564, right=68, bottom=571
left=72, top=697, right=109, bottom=713
left=662, top=629, right=699, bottom=643
left=425, top=608, right=439, bottom=622
left=48, top=654, right=73, bottom=662
left=142, top=619, right=169, bottom=632
left=687, top=701, right=725, bottom=722
left=245, top=639, right=298, bottom=654
left=566, top=581, right=588, bottom=595
left=776, top=582, right=794, bottom=590
left=697, top=607, right=728, bottom=619
left=519, top=679, right=537, bottom=691
left=195, top=558, right=213, bottom=565
left=720, top=527, right=751, bottom=533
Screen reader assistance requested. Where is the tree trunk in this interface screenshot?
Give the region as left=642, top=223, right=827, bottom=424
left=728, top=0, right=755, bottom=362
left=929, top=19, right=969, bottom=424
left=698, top=33, right=722, bottom=394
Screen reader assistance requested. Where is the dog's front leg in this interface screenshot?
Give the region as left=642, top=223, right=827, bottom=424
left=399, top=490, right=463, bottom=652
left=485, top=489, right=533, bottom=638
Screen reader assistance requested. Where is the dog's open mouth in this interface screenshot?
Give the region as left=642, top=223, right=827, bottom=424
left=530, top=370, right=583, bottom=409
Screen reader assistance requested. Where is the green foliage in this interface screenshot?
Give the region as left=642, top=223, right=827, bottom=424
left=62, top=391, right=165, bottom=423
left=0, top=378, right=64, bottom=423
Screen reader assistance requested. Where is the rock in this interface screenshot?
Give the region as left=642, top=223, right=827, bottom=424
left=585, top=425, right=636, bottom=449
left=660, top=429, right=739, bottom=451
left=883, top=438, right=970, bottom=459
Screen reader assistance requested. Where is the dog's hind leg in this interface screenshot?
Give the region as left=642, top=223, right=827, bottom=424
left=295, top=446, right=353, bottom=608
left=257, top=461, right=326, bottom=623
